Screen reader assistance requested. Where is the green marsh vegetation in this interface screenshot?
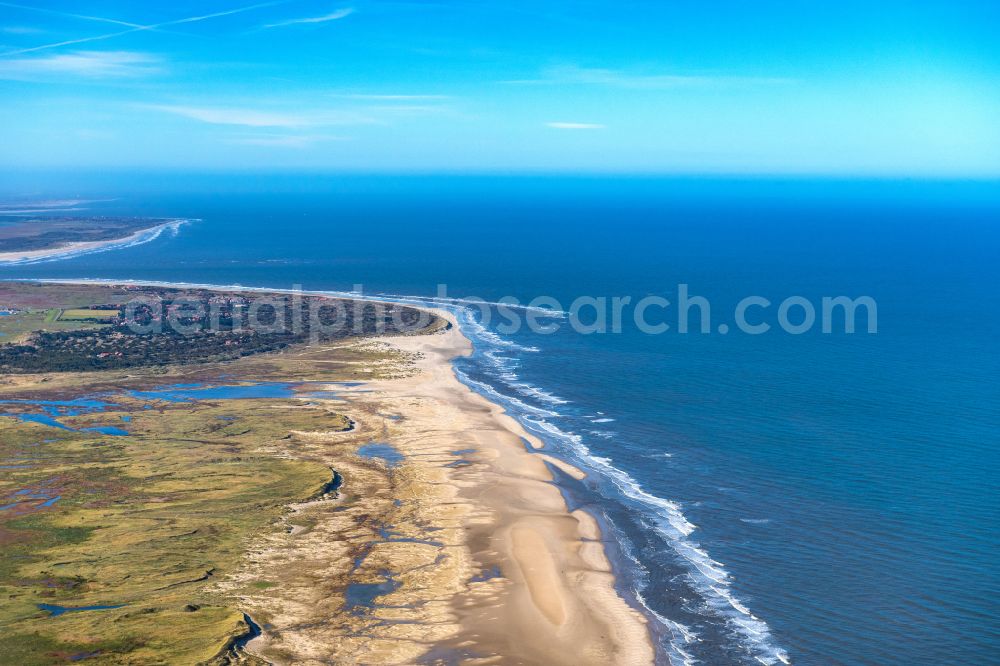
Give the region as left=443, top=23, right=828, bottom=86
left=0, top=282, right=435, bottom=663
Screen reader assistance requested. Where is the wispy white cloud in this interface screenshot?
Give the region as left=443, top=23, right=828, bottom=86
left=0, top=27, right=137, bottom=56
left=76, top=128, right=116, bottom=141
left=262, top=7, right=354, bottom=29
left=546, top=121, right=605, bottom=130
left=509, top=64, right=794, bottom=89
left=0, top=2, right=145, bottom=29
left=336, top=93, right=450, bottom=101
left=1, top=25, right=45, bottom=35
left=170, top=2, right=286, bottom=26
left=0, top=1, right=283, bottom=56
left=144, top=104, right=309, bottom=128
left=143, top=104, right=375, bottom=128
left=228, top=134, right=345, bottom=148
left=0, top=50, right=161, bottom=79
left=366, top=104, right=452, bottom=116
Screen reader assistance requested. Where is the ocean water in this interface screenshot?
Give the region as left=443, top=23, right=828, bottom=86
left=1, top=175, right=998, bottom=665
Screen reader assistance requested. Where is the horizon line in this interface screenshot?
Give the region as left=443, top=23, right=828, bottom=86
left=1, top=164, right=999, bottom=179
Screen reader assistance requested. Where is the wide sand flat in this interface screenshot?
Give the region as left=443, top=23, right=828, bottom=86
left=336, top=312, right=654, bottom=664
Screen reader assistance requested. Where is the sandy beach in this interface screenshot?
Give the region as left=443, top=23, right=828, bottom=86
left=380, top=311, right=653, bottom=663
left=226, top=308, right=655, bottom=664
left=0, top=219, right=186, bottom=264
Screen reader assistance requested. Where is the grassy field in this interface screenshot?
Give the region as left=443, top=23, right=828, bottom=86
left=0, top=309, right=108, bottom=343
left=0, top=283, right=138, bottom=311
left=58, top=309, right=120, bottom=321
left=0, top=283, right=140, bottom=343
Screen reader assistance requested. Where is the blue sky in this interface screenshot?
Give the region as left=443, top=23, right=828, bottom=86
left=1, top=0, right=998, bottom=174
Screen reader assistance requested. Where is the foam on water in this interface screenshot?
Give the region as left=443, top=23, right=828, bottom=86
left=453, top=369, right=561, bottom=419
left=442, top=301, right=791, bottom=666
left=482, top=350, right=569, bottom=406
left=458, top=310, right=541, bottom=352
left=525, top=415, right=789, bottom=664
left=510, top=382, right=569, bottom=404
left=377, top=291, right=569, bottom=318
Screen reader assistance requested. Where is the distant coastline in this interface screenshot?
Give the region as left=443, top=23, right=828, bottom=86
left=0, top=218, right=191, bottom=265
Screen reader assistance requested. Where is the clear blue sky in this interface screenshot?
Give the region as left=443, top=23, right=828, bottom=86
left=1, top=0, right=998, bottom=174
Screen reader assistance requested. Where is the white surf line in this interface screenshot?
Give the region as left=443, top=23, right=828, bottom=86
left=376, top=291, right=569, bottom=318
left=423, top=298, right=791, bottom=664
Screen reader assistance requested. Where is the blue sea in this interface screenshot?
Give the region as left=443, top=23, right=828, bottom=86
left=2, top=174, right=998, bottom=665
